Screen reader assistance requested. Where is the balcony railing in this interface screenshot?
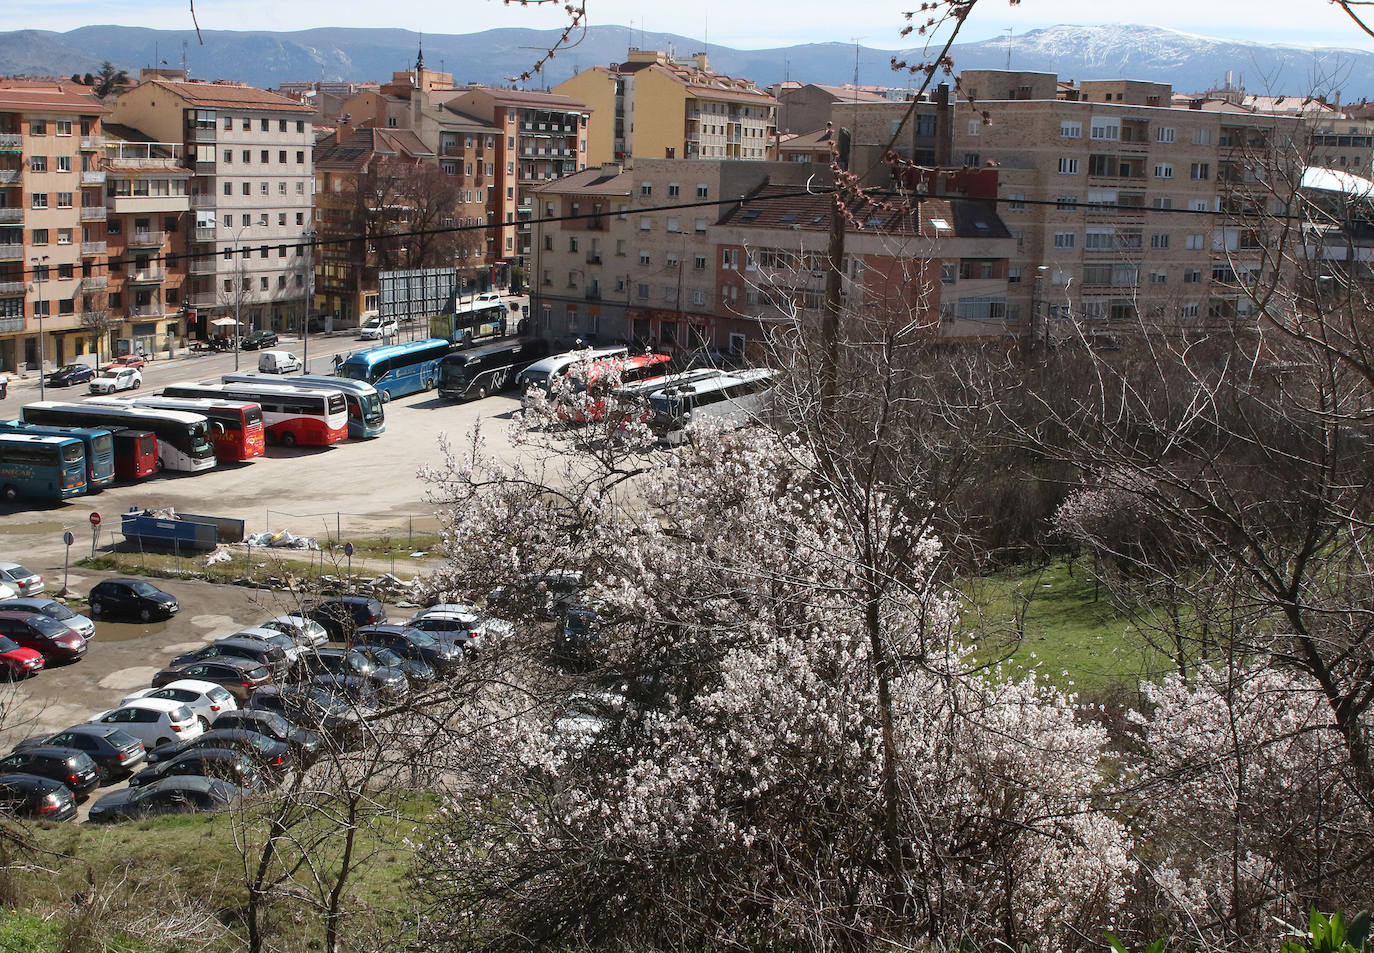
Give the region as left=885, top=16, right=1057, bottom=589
left=127, top=267, right=165, bottom=284
left=0, top=170, right=19, bottom=186
left=80, top=241, right=107, bottom=256
left=585, top=288, right=601, bottom=301
left=80, top=206, right=106, bottom=221
left=0, top=280, right=24, bottom=295
left=0, top=208, right=20, bottom=224
left=129, top=230, right=167, bottom=247
left=81, top=171, right=106, bottom=186
left=130, top=304, right=164, bottom=318
left=80, top=135, right=104, bottom=150
left=190, top=194, right=216, bottom=209
left=0, top=316, right=23, bottom=332
left=0, top=134, right=20, bottom=151
left=82, top=275, right=108, bottom=290
left=586, top=253, right=602, bottom=264
left=188, top=258, right=218, bottom=275
left=190, top=126, right=217, bottom=142
left=194, top=226, right=217, bottom=242
left=0, top=243, right=22, bottom=261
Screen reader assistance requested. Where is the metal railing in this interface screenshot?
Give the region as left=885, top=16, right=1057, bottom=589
left=80, top=135, right=104, bottom=150
left=80, top=241, right=107, bottom=256
left=81, top=171, right=106, bottom=186
left=0, top=280, right=24, bottom=295
left=0, top=170, right=19, bottom=185
left=82, top=276, right=108, bottom=290
left=129, top=230, right=167, bottom=247
left=80, top=206, right=106, bottom=221
left=129, top=303, right=164, bottom=317
left=193, top=226, right=217, bottom=242
left=0, top=134, right=20, bottom=150
left=0, top=243, right=22, bottom=260
left=127, top=267, right=165, bottom=283
left=0, top=208, right=21, bottom=224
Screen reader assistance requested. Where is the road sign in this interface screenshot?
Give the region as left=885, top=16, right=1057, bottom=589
left=344, top=542, right=354, bottom=557
left=89, top=512, right=101, bottom=527
left=63, top=530, right=74, bottom=546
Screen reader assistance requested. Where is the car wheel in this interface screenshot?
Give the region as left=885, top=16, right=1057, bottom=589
left=156, top=737, right=170, bottom=747
left=198, top=716, right=209, bottom=730
left=89, top=600, right=102, bottom=617
left=155, top=457, right=165, bottom=472
left=132, top=379, right=141, bottom=389
left=139, top=606, right=152, bottom=622
left=1, top=484, right=17, bottom=503
left=280, top=432, right=297, bottom=448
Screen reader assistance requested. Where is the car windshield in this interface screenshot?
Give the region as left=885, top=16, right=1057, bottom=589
left=364, top=646, right=404, bottom=667
left=106, top=729, right=139, bottom=749
left=208, top=687, right=233, bottom=704
left=96, top=370, right=121, bottom=379
left=129, top=581, right=164, bottom=597
left=57, top=365, right=81, bottom=373
left=0, top=636, right=20, bottom=652
left=156, top=689, right=195, bottom=702
left=39, top=603, right=76, bottom=622
left=403, top=629, right=437, bottom=647
left=29, top=615, right=72, bottom=637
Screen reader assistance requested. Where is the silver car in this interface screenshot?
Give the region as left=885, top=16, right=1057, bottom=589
left=1, top=597, right=92, bottom=639
left=0, top=562, right=44, bottom=597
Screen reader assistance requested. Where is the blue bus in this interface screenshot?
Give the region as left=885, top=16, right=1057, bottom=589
left=335, top=338, right=452, bottom=402
left=0, top=420, right=115, bottom=491
left=223, top=374, right=386, bottom=439
left=0, top=432, right=88, bottom=502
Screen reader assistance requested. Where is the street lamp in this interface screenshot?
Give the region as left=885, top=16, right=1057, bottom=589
left=30, top=254, right=48, bottom=400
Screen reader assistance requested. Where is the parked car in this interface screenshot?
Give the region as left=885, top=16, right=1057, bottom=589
left=151, top=657, right=273, bottom=702
left=129, top=748, right=265, bottom=791
left=0, top=746, right=100, bottom=798
left=147, top=729, right=294, bottom=780
left=308, top=675, right=385, bottom=720
left=89, top=367, right=142, bottom=394
left=552, top=607, right=602, bottom=669
left=0, top=561, right=44, bottom=596
left=349, top=643, right=435, bottom=689
left=406, top=604, right=503, bottom=654
left=171, top=636, right=290, bottom=681
left=296, top=648, right=409, bottom=698
left=488, top=570, right=584, bottom=620
left=355, top=624, right=463, bottom=676
left=0, top=773, right=78, bottom=821
left=211, top=710, right=322, bottom=766
left=0, top=610, right=86, bottom=664
left=245, top=684, right=365, bottom=744
left=259, top=614, right=329, bottom=649
left=304, top=596, right=387, bottom=642
left=121, top=679, right=238, bottom=729
left=257, top=350, right=302, bottom=374
left=88, top=578, right=179, bottom=621
left=2, top=598, right=95, bottom=641
left=104, top=354, right=147, bottom=370
left=474, top=291, right=502, bottom=305
left=87, top=698, right=205, bottom=750
left=88, top=776, right=247, bottom=823
left=45, top=363, right=96, bottom=388
left=239, top=329, right=279, bottom=351
left=15, top=724, right=146, bottom=782
left=358, top=315, right=398, bottom=340
left=0, top=635, right=43, bottom=679
left=229, top=626, right=307, bottom=667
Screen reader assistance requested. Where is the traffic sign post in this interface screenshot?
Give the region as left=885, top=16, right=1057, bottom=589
left=89, top=512, right=101, bottom=557
left=61, top=530, right=74, bottom=596
left=344, top=542, right=354, bottom=592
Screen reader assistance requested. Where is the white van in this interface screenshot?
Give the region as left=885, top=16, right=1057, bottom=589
left=258, top=350, right=302, bottom=374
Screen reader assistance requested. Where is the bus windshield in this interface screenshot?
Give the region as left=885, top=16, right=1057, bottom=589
left=336, top=364, right=370, bottom=382
left=91, top=433, right=113, bottom=458
left=62, top=443, right=83, bottom=464
left=360, top=393, right=383, bottom=423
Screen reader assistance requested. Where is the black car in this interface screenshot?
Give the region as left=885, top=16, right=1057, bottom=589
left=129, top=748, right=265, bottom=791
left=552, top=607, right=602, bottom=669
left=88, top=776, right=246, bottom=823
left=211, top=710, right=322, bottom=766
left=45, top=363, right=97, bottom=388
left=171, top=637, right=291, bottom=681
left=0, top=773, right=78, bottom=821
left=350, top=643, right=435, bottom=688
left=309, top=675, right=385, bottom=721
left=296, top=648, right=409, bottom=698
left=0, top=746, right=100, bottom=797
left=240, top=330, right=279, bottom=350
left=16, top=725, right=146, bottom=781
left=355, top=624, right=463, bottom=676
left=88, top=578, right=179, bottom=622
left=304, top=596, right=387, bottom=642
left=246, top=684, right=364, bottom=745
left=151, top=657, right=274, bottom=701
left=0, top=610, right=87, bottom=664
left=147, top=728, right=294, bottom=780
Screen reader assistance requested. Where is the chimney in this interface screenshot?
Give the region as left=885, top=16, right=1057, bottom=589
left=694, top=52, right=710, bottom=72
left=934, top=83, right=952, bottom=166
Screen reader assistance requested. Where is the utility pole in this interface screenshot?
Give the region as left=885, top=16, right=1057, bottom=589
left=821, top=129, right=850, bottom=409
left=31, top=255, right=48, bottom=399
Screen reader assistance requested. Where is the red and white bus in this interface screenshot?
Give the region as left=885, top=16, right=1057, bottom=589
left=93, top=395, right=266, bottom=462
left=161, top=382, right=347, bottom=447
left=557, top=352, right=674, bottom=424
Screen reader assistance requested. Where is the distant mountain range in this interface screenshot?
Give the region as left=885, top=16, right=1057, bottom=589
left=0, top=23, right=1371, bottom=100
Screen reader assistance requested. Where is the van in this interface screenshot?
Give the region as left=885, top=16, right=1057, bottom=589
left=258, top=350, right=302, bottom=374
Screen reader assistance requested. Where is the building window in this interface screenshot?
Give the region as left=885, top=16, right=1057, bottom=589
left=260, top=276, right=269, bottom=290
left=297, top=120, right=305, bottom=133
left=1190, top=162, right=1210, bottom=180
left=260, top=182, right=269, bottom=195
left=1154, top=163, right=1173, bottom=178
left=1056, top=195, right=1076, bottom=210
left=30, top=120, right=46, bottom=135
left=1151, top=233, right=1170, bottom=248
left=242, top=149, right=251, bottom=163
left=639, top=253, right=651, bottom=265
left=637, top=283, right=649, bottom=298
left=1060, top=121, right=1082, bottom=138
left=1185, top=233, right=1205, bottom=250
left=30, top=193, right=47, bottom=209
left=1058, top=157, right=1079, bottom=174
left=55, top=191, right=72, bottom=209
left=639, top=217, right=652, bottom=231
left=941, top=262, right=957, bottom=284
left=56, top=155, right=71, bottom=172
left=278, top=213, right=287, bottom=226
left=721, top=248, right=738, bottom=270
left=55, top=120, right=72, bottom=136
left=1090, top=119, right=1120, bottom=140
left=1157, top=126, right=1176, bottom=143
left=1053, top=231, right=1075, bottom=248
left=668, top=183, right=680, bottom=197
left=31, top=228, right=48, bottom=244
left=696, top=184, right=708, bottom=198
left=224, top=182, right=233, bottom=195
left=296, top=212, right=305, bottom=225
left=640, top=183, right=652, bottom=196
left=242, top=182, right=251, bottom=195
left=1008, top=192, right=1025, bottom=210
left=29, top=155, right=47, bottom=172
left=57, top=228, right=72, bottom=245
left=297, top=150, right=305, bottom=164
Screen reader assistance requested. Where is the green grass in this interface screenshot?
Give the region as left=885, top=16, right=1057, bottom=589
left=961, top=559, right=1168, bottom=694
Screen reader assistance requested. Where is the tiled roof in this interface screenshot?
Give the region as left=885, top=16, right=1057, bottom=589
left=806, top=84, right=889, bottom=103
left=0, top=84, right=107, bottom=114
left=778, top=127, right=834, bottom=150
left=718, top=183, right=1009, bottom=240
left=466, top=87, right=588, bottom=110
left=142, top=80, right=314, bottom=112
left=314, top=127, right=433, bottom=171
left=533, top=164, right=633, bottom=195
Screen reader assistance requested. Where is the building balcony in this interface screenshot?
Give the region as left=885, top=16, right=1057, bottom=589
left=129, top=304, right=164, bottom=318
left=0, top=280, right=24, bottom=295
left=586, top=252, right=602, bottom=265
left=585, top=288, right=601, bottom=301
left=80, top=205, right=106, bottom=221
left=0, top=170, right=19, bottom=186
left=0, top=243, right=22, bottom=261
left=0, top=208, right=21, bottom=224
left=80, top=241, right=107, bottom=256
left=80, top=135, right=104, bottom=151
left=81, top=171, right=106, bottom=186
left=127, top=267, right=165, bottom=284
left=82, top=275, right=108, bottom=291
left=0, top=315, right=24, bottom=332
left=186, top=290, right=220, bottom=307
left=188, top=258, right=217, bottom=275
left=189, top=126, right=217, bottom=143
left=0, top=134, right=20, bottom=152
left=190, top=194, right=216, bottom=209
left=193, top=226, right=217, bottom=242
left=129, top=229, right=167, bottom=247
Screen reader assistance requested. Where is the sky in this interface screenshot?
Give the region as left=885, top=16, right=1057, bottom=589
left=6, top=0, right=1372, bottom=52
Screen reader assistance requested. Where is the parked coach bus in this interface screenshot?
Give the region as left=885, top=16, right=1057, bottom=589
left=336, top=338, right=451, bottom=402
left=558, top=352, right=674, bottom=423
left=112, top=430, right=159, bottom=482
left=517, top=345, right=629, bottom=407
left=24, top=402, right=216, bottom=474
left=116, top=396, right=265, bottom=462
left=0, top=421, right=116, bottom=491
left=161, top=382, right=347, bottom=447
left=647, top=367, right=780, bottom=445
left=437, top=338, right=550, bottom=401
left=0, top=433, right=88, bottom=502
left=224, top=374, right=385, bottom=439
left=449, top=300, right=509, bottom=348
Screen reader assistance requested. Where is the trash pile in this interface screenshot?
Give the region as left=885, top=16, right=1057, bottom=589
left=244, top=530, right=319, bottom=550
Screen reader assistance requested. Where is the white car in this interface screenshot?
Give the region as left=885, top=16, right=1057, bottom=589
left=0, top=561, right=44, bottom=597
left=88, top=697, right=205, bottom=749
left=89, top=367, right=142, bottom=394
left=259, top=614, right=329, bottom=648
left=474, top=291, right=502, bottom=305
left=121, top=679, right=238, bottom=729
left=358, top=316, right=399, bottom=340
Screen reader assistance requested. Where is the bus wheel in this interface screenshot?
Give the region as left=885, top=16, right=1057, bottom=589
left=476, top=385, right=488, bottom=400
left=424, top=377, right=434, bottom=390
left=1, top=485, right=16, bottom=503
left=280, top=432, right=297, bottom=448
left=380, top=390, right=392, bottom=403
left=155, top=458, right=164, bottom=472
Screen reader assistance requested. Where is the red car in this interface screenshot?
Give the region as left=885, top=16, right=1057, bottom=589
left=0, top=635, right=44, bottom=679
left=104, top=354, right=147, bottom=370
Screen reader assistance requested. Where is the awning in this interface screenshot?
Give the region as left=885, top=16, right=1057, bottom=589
left=210, top=317, right=239, bottom=328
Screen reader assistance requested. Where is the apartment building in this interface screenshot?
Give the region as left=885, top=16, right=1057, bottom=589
left=555, top=50, right=775, bottom=166
left=101, top=124, right=192, bottom=353
left=0, top=84, right=109, bottom=373
left=112, top=79, right=316, bottom=335
left=774, top=83, right=893, bottom=135
left=951, top=69, right=1302, bottom=333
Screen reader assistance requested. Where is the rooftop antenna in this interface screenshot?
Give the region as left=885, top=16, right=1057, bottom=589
left=1005, top=28, right=1013, bottom=69
left=704, top=12, right=709, bottom=62
left=850, top=37, right=864, bottom=95
left=181, top=40, right=188, bottom=79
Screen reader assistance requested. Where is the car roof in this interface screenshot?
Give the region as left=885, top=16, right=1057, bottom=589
left=59, top=723, right=131, bottom=739
left=233, top=626, right=291, bottom=640
left=7, top=745, right=82, bottom=761
left=173, top=655, right=263, bottom=672
left=141, top=774, right=227, bottom=794
left=114, top=697, right=192, bottom=714
left=153, top=678, right=227, bottom=695
left=0, top=562, right=31, bottom=572
left=213, top=635, right=279, bottom=650
left=0, top=772, right=64, bottom=791
left=3, top=598, right=64, bottom=611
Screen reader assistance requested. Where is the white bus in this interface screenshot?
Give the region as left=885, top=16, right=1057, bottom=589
left=161, top=382, right=348, bottom=447
left=517, top=345, right=629, bottom=407
left=25, top=401, right=217, bottom=473
left=646, top=368, right=780, bottom=444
